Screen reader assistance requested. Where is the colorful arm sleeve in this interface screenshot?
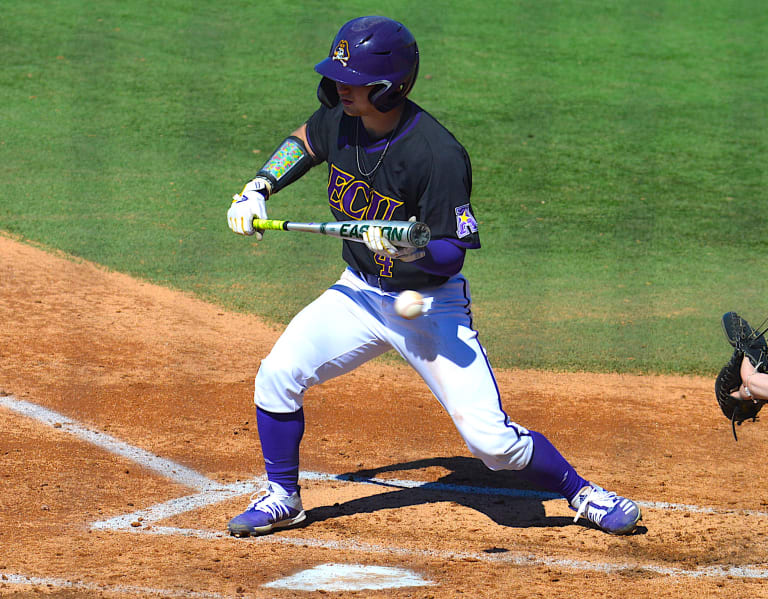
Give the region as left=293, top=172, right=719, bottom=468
left=255, top=135, right=317, bottom=196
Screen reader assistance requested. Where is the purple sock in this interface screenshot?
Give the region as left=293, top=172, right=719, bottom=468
left=520, top=430, right=587, bottom=503
left=256, top=406, right=304, bottom=495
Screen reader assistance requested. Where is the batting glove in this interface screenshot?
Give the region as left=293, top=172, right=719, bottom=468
left=227, top=178, right=269, bottom=239
left=363, top=218, right=425, bottom=263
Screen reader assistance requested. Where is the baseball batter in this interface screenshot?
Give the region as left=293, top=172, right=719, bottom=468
left=226, top=16, right=641, bottom=536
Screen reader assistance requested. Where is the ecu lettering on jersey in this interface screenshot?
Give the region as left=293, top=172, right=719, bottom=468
left=327, top=163, right=403, bottom=221
left=455, top=204, right=478, bottom=238
left=306, top=100, right=478, bottom=289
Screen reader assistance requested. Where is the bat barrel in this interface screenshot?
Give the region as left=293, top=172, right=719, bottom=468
left=250, top=218, right=431, bottom=248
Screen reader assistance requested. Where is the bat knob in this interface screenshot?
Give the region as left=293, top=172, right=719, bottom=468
left=408, top=222, right=431, bottom=248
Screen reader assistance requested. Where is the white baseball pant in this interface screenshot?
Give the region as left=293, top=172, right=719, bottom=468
left=254, top=267, right=534, bottom=471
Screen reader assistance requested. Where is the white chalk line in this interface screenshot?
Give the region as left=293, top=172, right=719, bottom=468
left=3, top=395, right=762, bottom=521
left=122, top=525, right=768, bottom=581
left=0, top=396, right=213, bottom=491
left=3, top=394, right=768, bottom=583
left=330, top=473, right=768, bottom=517
left=88, top=468, right=768, bottom=533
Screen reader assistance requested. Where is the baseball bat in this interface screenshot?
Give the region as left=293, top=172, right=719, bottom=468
left=251, top=218, right=431, bottom=248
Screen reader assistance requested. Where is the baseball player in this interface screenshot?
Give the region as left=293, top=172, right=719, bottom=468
left=226, top=16, right=642, bottom=536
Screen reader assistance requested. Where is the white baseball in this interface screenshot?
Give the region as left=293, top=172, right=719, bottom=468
left=394, top=290, right=425, bottom=320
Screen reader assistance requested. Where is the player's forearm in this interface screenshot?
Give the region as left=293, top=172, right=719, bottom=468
left=412, top=239, right=465, bottom=276
left=742, top=371, right=768, bottom=401
left=252, top=130, right=317, bottom=198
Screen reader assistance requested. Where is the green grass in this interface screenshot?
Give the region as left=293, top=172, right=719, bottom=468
left=2, top=0, right=767, bottom=375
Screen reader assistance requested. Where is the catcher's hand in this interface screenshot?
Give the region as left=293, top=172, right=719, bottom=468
left=715, top=312, right=768, bottom=440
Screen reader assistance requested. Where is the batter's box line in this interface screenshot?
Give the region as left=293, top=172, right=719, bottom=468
left=5, top=394, right=768, bottom=581
left=89, top=471, right=768, bottom=534
left=2, top=394, right=767, bottom=525
left=88, top=472, right=557, bottom=532
left=121, top=524, right=768, bottom=581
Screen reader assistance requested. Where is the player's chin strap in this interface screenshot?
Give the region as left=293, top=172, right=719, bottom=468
left=253, top=136, right=319, bottom=198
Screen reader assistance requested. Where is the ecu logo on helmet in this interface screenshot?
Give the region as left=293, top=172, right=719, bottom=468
left=332, top=40, right=350, bottom=67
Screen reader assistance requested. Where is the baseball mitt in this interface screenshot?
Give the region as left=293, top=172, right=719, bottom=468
left=715, top=312, right=768, bottom=440
left=722, top=311, right=768, bottom=368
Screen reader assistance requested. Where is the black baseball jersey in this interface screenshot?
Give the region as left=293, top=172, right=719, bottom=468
left=305, top=100, right=481, bottom=289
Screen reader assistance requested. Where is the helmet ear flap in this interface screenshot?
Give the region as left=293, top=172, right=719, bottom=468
left=317, top=77, right=339, bottom=108
left=370, top=60, right=418, bottom=112
left=367, top=83, right=388, bottom=107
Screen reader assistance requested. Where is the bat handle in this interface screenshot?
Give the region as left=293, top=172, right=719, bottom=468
left=252, top=218, right=288, bottom=231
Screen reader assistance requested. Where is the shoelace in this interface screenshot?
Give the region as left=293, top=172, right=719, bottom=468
left=573, top=487, right=615, bottom=524
left=247, top=489, right=291, bottom=520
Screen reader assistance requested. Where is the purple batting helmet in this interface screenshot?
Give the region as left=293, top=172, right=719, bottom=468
left=314, top=16, right=419, bottom=113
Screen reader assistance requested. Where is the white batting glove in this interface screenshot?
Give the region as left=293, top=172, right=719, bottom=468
left=227, top=178, right=269, bottom=239
left=363, top=218, right=425, bottom=262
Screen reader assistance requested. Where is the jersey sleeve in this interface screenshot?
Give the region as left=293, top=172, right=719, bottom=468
left=418, top=143, right=480, bottom=249
left=305, top=105, right=335, bottom=163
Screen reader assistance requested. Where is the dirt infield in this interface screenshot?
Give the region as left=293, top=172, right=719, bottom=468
left=1, top=233, right=768, bottom=598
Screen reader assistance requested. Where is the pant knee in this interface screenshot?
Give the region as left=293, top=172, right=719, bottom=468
left=466, top=428, right=534, bottom=471
left=254, top=355, right=307, bottom=413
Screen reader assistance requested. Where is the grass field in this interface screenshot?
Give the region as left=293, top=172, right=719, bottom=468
left=2, top=0, right=767, bottom=374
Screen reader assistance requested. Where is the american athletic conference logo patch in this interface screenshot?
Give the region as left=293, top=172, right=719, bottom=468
left=455, top=204, right=478, bottom=238
left=333, top=40, right=350, bottom=67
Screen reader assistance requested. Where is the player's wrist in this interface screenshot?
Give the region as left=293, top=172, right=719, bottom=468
left=744, top=372, right=759, bottom=400
left=250, top=177, right=273, bottom=200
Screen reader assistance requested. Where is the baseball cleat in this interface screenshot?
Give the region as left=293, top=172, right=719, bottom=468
left=570, top=484, right=641, bottom=535
left=227, top=483, right=306, bottom=537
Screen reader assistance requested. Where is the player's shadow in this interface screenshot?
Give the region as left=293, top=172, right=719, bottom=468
left=305, top=456, right=579, bottom=532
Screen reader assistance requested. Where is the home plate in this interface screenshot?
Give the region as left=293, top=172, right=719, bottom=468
left=263, top=563, right=435, bottom=591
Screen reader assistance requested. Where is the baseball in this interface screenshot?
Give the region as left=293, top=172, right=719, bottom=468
left=394, top=289, right=425, bottom=319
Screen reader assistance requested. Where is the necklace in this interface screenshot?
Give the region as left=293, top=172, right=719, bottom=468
left=355, top=119, right=393, bottom=179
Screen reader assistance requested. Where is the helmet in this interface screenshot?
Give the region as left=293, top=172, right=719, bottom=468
left=314, top=16, right=419, bottom=113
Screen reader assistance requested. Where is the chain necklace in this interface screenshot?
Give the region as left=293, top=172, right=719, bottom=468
left=355, top=119, right=394, bottom=179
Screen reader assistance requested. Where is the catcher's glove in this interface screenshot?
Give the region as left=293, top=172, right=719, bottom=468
left=715, top=312, right=768, bottom=440
left=722, top=311, right=768, bottom=368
